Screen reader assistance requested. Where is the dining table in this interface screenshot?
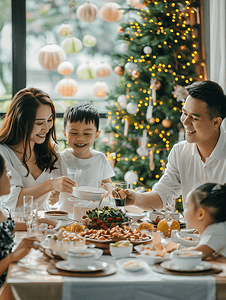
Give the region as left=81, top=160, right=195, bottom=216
left=1, top=207, right=226, bottom=300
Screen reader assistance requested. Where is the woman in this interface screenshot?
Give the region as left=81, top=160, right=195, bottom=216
left=0, top=87, right=75, bottom=210
left=0, top=153, right=39, bottom=288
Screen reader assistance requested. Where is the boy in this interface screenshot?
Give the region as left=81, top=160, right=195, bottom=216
left=54, top=102, right=115, bottom=212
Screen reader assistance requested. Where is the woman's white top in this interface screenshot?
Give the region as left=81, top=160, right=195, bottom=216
left=0, top=144, right=58, bottom=210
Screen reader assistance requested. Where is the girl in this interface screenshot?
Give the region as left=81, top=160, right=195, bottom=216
left=184, top=182, right=226, bottom=259
left=0, top=87, right=76, bottom=210
left=0, top=154, right=39, bottom=288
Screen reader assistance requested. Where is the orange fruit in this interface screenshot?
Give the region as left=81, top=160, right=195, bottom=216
left=157, top=219, right=180, bottom=237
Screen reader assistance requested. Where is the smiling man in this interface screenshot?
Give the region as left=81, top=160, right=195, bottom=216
left=124, top=80, right=226, bottom=210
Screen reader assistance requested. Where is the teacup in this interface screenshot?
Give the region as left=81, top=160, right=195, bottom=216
left=67, top=248, right=103, bottom=267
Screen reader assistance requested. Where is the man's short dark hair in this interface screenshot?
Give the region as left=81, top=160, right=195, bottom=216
left=64, top=102, right=100, bottom=130
left=186, top=80, right=226, bottom=120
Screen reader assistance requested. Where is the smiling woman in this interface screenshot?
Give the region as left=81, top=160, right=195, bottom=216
left=0, top=87, right=77, bottom=210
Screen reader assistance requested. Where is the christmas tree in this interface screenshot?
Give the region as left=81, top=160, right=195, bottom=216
left=101, top=0, right=205, bottom=193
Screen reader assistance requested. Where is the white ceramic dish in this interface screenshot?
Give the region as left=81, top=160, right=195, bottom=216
left=180, top=228, right=197, bottom=234
left=44, top=210, right=69, bottom=220
left=172, top=250, right=203, bottom=270
left=127, top=212, right=147, bottom=222
left=72, top=186, right=106, bottom=201
left=176, top=231, right=200, bottom=247
left=116, top=258, right=147, bottom=272
left=110, top=241, right=133, bottom=259
left=47, top=220, right=62, bottom=233
left=161, top=260, right=212, bottom=272
left=55, top=260, right=108, bottom=272
left=130, top=251, right=173, bottom=265
left=67, top=248, right=103, bottom=267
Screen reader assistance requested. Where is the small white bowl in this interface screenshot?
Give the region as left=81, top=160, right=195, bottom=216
left=130, top=251, right=173, bottom=265
left=72, top=186, right=106, bottom=201
left=110, top=241, right=133, bottom=259
left=176, top=231, right=200, bottom=247
left=127, top=212, right=147, bottom=222
left=116, top=258, right=146, bottom=272
left=67, top=248, right=103, bottom=267
left=172, top=250, right=203, bottom=270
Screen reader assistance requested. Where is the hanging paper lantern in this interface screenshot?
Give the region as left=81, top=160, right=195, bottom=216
left=162, top=118, right=172, bottom=128
left=126, top=102, right=138, bottom=114
left=124, top=170, right=138, bottom=184
left=38, top=44, right=67, bottom=71
left=96, top=63, right=112, bottom=77
left=61, top=36, right=82, bottom=54
left=93, top=81, right=109, bottom=98
left=121, top=43, right=129, bottom=52
left=58, top=23, right=73, bottom=37
left=83, top=35, right=97, bottom=47
left=143, top=46, right=152, bottom=54
left=114, top=66, right=124, bottom=76
left=117, top=26, right=125, bottom=33
left=76, top=63, right=96, bottom=80
left=76, top=2, right=99, bottom=23
left=126, top=0, right=147, bottom=8
left=99, top=2, right=123, bottom=22
left=124, top=62, right=138, bottom=74
left=56, top=77, right=78, bottom=97
left=131, top=70, right=140, bottom=78
left=117, top=95, right=127, bottom=108
left=57, top=61, right=74, bottom=76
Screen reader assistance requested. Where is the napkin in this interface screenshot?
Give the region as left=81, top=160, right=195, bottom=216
left=152, top=232, right=179, bottom=257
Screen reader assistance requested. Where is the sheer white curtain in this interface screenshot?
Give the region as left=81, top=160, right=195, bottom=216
left=210, top=0, right=226, bottom=130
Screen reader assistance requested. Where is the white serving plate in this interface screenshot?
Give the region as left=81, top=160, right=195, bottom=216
left=72, top=186, right=106, bottom=201
left=55, top=260, right=107, bottom=272
left=44, top=210, right=69, bottom=220
left=161, top=260, right=212, bottom=272
left=116, top=258, right=148, bottom=272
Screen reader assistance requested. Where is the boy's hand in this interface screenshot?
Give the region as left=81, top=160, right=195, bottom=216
left=11, top=236, right=40, bottom=262
left=49, top=191, right=60, bottom=205
left=51, top=176, right=76, bottom=194
left=124, top=189, right=140, bottom=206
left=101, top=182, right=113, bottom=198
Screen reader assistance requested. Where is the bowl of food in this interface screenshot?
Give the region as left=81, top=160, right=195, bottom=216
left=130, top=251, right=173, bottom=266
left=110, top=240, right=133, bottom=259
left=72, top=186, right=106, bottom=201
left=127, top=212, right=147, bottom=222
left=67, top=248, right=103, bottom=268
left=172, top=250, right=203, bottom=270
left=44, top=210, right=69, bottom=220
left=116, top=258, right=146, bottom=272
left=176, top=231, right=200, bottom=247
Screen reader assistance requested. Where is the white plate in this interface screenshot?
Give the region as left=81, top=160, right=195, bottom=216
left=72, top=186, right=106, bottom=201
left=116, top=258, right=148, bottom=272
left=161, top=261, right=212, bottom=272
left=44, top=210, right=69, bottom=220
left=47, top=220, right=62, bottom=233
left=131, top=251, right=173, bottom=265
left=55, top=260, right=108, bottom=272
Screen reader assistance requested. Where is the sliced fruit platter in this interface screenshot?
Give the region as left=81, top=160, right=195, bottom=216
left=81, top=206, right=129, bottom=230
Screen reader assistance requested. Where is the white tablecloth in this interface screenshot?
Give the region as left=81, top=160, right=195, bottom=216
left=62, top=256, right=216, bottom=300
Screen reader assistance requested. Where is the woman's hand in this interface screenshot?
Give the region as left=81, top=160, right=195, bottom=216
left=49, top=190, right=60, bottom=205
left=10, top=236, right=40, bottom=263
left=51, top=176, right=76, bottom=194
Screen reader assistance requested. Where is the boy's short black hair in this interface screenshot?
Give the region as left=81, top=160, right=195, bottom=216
left=186, top=80, right=226, bottom=120
left=64, top=102, right=100, bottom=130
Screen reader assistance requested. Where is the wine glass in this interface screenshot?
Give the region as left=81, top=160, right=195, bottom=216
left=23, top=195, right=33, bottom=229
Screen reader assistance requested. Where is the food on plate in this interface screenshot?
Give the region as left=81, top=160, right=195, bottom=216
left=181, top=236, right=194, bottom=241
left=61, top=221, right=85, bottom=233
left=157, top=219, right=180, bottom=237
left=79, top=225, right=151, bottom=243
left=138, top=222, right=154, bottom=231
left=82, top=206, right=128, bottom=229
left=37, top=217, right=57, bottom=229
left=123, top=260, right=141, bottom=268
left=112, top=240, right=131, bottom=247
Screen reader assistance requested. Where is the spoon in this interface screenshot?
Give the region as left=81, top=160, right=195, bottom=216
left=149, top=206, right=165, bottom=216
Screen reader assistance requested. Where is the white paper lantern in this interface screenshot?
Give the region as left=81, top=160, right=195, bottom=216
left=96, top=63, right=112, bottom=77
left=61, top=36, right=83, bottom=54
left=143, top=46, right=152, bottom=54
left=57, top=61, right=74, bottom=76
left=58, top=23, right=73, bottom=37
left=56, top=77, right=78, bottom=97
left=93, top=81, right=109, bottom=98
left=83, top=35, right=97, bottom=47
left=126, top=102, right=138, bottom=114
left=117, top=95, right=127, bottom=108
left=124, top=170, right=138, bottom=184
left=76, top=63, right=96, bottom=80
left=124, top=62, right=138, bottom=74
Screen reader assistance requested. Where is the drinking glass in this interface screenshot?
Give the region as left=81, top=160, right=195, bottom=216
left=113, top=182, right=129, bottom=212
left=37, top=223, right=48, bottom=242
left=67, top=168, right=82, bottom=185
left=23, top=195, right=33, bottom=229
left=11, top=208, right=21, bottom=222
left=165, top=209, right=174, bottom=238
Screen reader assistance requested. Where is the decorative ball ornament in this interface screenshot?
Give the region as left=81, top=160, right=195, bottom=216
left=58, top=23, right=73, bottom=37
left=127, top=0, right=147, bottom=8
left=162, top=118, right=172, bottom=128
left=121, top=43, right=129, bottom=52
left=99, top=2, right=123, bottom=22
left=93, top=81, right=109, bottom=98
left=117, top=26, right=125, bottom=33
left=131, top=70, right=140, bottom=78
left=61, top=36, right=82, bottom=54
left=96, top=63, right=112, bottom=77
left=126, top=101, right=138, bottom=114
left=155, top=79, right=161, bottom=90
left=117, top=95, right=127, bottom=108
left=124, top=62, right=138, bottom=74
left=57, top=61, right=74, bottom=76
left=38, top=44, right=67, bottom=71
left=124, top=170, right=139, bottom=184
left=76, top=63, right=96, bottom=80
left=148, top=117, right=155, bottom=124
left=83, top=35, right=97, bottom=47
left=143, top=46, right=152, bottom=54
left=76, top=2, right=99, bottom=23
left=56, top=77, right=78, bottom=97
left=114, top=66, right=124, bottom=76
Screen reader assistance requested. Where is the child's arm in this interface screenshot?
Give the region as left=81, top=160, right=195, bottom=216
left=101, top=179, right=114, bottom=196
left=181, top=245, right=214, bottom=260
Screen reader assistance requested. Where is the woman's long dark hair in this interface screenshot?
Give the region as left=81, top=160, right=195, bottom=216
left=0, top=87, right=58, bottom=175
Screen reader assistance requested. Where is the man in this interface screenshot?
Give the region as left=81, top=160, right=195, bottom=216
left=124, top=80, right=226, bottom=210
